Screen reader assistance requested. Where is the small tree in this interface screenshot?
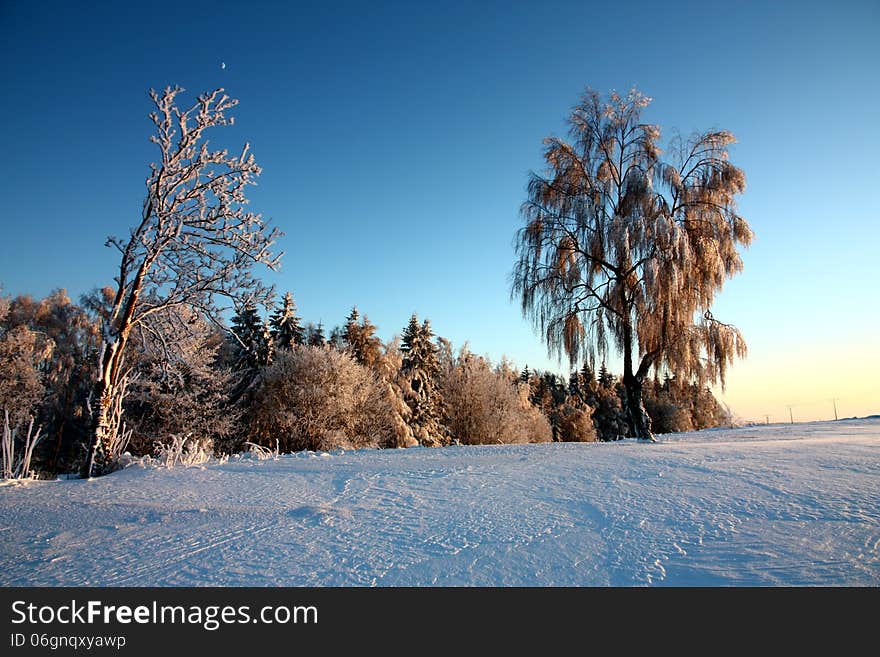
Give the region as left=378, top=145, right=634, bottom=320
left=513, top=88, right=751, bottom=439
left=84, top=87, right=281, bottom=477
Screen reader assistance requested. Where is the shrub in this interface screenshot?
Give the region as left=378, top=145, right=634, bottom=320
left=552, top=404, right=598, bottom=442
left=441, top=354, right=552, bottom=445
left=251, top=346, right=398, bottom=451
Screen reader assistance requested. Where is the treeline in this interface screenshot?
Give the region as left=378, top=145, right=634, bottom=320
left=0, top=288, right=731, bottom=476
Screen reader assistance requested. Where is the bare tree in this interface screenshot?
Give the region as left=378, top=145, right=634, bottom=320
left=84, top=87, right=282, bottom=476
left=512, top=88, right=751, bottom=439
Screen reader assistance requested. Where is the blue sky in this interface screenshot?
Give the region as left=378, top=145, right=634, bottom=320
left=1, top=0, right=877, bottom=421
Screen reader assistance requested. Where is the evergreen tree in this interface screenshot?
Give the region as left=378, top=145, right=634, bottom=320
left=598, top=364, right=614, bottom=389
left=229, top=302, right=273, bottom=373
left=568, top=371, right=581, bottom=398
left=327, top=325, right=345, bottom=350
left=399, top=315, right=444, bottom=446
left=270, top=292, right=305, bottom=350
left=344, top=309, right=382, bottom=371
left=580, top=364, right=595, bottom=387
left=307, top=322, right=326, bottom=347
left=342, top=306, right=360, bottom=343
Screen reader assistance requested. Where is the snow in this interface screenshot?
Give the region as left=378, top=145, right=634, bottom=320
left=1, top=418, right=878, bottom=586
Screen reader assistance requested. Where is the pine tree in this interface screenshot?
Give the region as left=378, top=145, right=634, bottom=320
left=308, top=322, right=326, bottom=347
left=342, top=306, right=360, bottom=343
left=400, top=314, right=420, bottom=359
left=399, top=315, right=444, bottom=446
left=598, top=364, right=614, bottom=389
left=580, top=363, right=595, bottom=387
left=568, top=371, right=581, bottom=398
left=327, top=325, right=345, bottom=350
left=230, top=302, right=273, bottom=373
left=270, top=292, right=305, bottom=351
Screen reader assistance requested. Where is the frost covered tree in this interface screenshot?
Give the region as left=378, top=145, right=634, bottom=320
left=84, top=86, right=281, bottom=476
left=512, top=88, right=751, bottom=439
left=0, top=324, right=53, bottom=431
left=270, top=292, right=305, bottom=351
left=4, top=290, right=100, bottom=472
left=343, top=307, right=382, bottom=370
left=399, top=314, right=445, bottom=446
left=127, top=307, right=238, bottom=456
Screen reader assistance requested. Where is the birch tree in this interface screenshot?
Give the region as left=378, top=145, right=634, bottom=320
left=512, top=88, right=751, bottom=439
left=84, top=86, right=281, bottom=476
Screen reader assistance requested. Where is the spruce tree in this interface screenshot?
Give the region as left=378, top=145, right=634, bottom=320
left=327, top=325, right=345, bottom=350
left=342, top=306, right=360, bottom=343
left=580, top=363, right=595, bottom=387
left=598, top=364, right=614, bottom=389
left=399, top=314, right=444, bottom=446
left=230, top=301, right=273, bottom=373
left=270, top=292, right=305, bottom=351
left=308, top=322, right=326, bottom=347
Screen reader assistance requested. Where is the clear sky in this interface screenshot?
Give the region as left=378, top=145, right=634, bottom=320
left=1, top=0, right=877, bottom=423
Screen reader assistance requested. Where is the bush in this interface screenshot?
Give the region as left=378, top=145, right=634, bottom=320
left=441, top=354, right=552, bottom=445
left=250, top=346, right=398, bottom=451
left=647, top=399, right=694, bottom=434
left=552, top=404, right=598, bottom=442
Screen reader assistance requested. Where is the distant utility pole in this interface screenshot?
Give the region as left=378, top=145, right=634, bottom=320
left=787, top=405, right=794, bottom=425
left=830, top=398, right=839, bottom=421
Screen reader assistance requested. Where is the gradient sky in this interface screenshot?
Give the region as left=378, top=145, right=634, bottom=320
left=1, top=0, right=877, bottom=423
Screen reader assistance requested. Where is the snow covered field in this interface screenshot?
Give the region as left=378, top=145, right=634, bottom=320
left=1, top=418, right=878, bottom=586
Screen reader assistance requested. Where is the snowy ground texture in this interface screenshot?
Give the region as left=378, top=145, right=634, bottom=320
left=1, top=418, right=878, bottom=586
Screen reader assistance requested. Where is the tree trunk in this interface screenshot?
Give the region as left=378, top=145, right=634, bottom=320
left=82, top=329, right=128, bottom=477
left=622, top=371, right=653, bottom=440
left=84, top=383, right=113, bottom=477
left=622, top=323, right=654, bottom=441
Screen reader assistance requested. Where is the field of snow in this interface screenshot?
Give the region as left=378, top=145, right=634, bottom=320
left=1, top=418, right=878, bottom=586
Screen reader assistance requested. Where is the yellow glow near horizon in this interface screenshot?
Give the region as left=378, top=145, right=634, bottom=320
left=713, top=337, right=878, bottom=424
